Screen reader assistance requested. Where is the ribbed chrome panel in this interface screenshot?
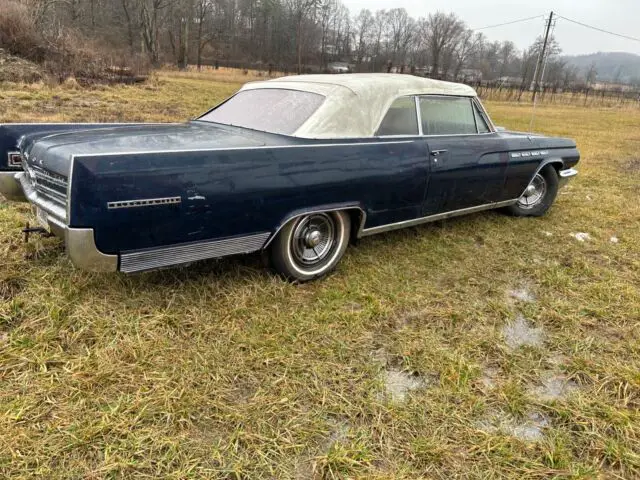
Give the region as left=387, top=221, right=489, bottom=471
left=17, top=172, right=67, bottom=222
left=23, top=161, right=68, bottom=209
left=107, top=197, right=182, bottom=209
left=119, top=232, right=271, bottom=273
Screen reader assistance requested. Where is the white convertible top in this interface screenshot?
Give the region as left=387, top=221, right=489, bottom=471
left=240, top=73, right=477, bottom=139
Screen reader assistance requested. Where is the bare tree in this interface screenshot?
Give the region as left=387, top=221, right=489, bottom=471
left=353, top=9, right=373, bottom=67
left=287, top=0, right=321, bottom=73
left=421, top=12, right=464, bottom=78
left=386, top=8, right=413, bottom=67
left=453, top=30, right=482, bottom=79
left=140, top=0, right=170, bottom=65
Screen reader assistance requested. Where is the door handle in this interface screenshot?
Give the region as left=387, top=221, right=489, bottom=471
left=430, top=150, right=448, bottom=163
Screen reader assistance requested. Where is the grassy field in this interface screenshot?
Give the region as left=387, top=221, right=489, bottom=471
left=0, top=70, right=639, bottom=479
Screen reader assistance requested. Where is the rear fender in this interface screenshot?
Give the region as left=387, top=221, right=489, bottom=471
left=263, top=202, right=367, bottom=248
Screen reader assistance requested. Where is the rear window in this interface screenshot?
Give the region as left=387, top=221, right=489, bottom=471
left=198, top=89, right=325, bottom=135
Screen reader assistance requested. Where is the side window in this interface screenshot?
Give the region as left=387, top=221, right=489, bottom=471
left=419, top=96, right=477, bottom=135
left=473, top=102, right=491, bottom=133
left=376, top=96, right=419, bottom=136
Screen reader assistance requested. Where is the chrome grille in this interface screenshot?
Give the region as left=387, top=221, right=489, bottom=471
left=22, top=160, right=68, bottom=209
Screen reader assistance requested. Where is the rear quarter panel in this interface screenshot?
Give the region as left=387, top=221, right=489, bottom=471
left=70, top=140, right=429, bottom=254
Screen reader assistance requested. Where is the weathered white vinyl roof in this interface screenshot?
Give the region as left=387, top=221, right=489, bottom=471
left=240, top=73, right=477, bottom=139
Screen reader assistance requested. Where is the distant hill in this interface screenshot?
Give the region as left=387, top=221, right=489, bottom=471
left=562, top=52, right=640, bottom=85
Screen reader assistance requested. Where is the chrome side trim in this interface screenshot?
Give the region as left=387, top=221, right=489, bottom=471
left=263, top=205, right=367, bottom=248
left=0, top=172, right=26, bottom=201
left=107, top=197, right=182, bottom=209
left=415, top=96, right=424, bottom=136
left=472, top=97, right=497, bottom=132
left=119, top=232, right=271, bottom=273
left=558, top=168, right=578, bottom=188
left=559, top=168, right=578, bottom=178
left=360, top=199, right=518, bottom=237
left=71, top=140, right=416, bottom=159
left=66, top=228, right=118, bottom=272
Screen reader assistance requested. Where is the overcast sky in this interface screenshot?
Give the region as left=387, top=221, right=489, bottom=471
left=342, top=0, right=640, bottom=56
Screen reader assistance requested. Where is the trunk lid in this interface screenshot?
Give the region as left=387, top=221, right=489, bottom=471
left=22, top=122, right=271, bottom=176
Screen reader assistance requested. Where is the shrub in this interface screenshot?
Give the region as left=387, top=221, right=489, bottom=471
left=0, top=0, right=45, bottom=61
left=0, top=0, right=149, bottom=85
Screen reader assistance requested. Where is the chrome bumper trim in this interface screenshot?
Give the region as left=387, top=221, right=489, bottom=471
left=558, top=168, right=578, bottom=187
left=0, top=171, right=26, bottom=201
left=16, top=170, right=117, bottom=272
left=17, top=172, right=67, bottom=222
left=28, top=209, right=117, bottom=272
left=65, top=228, right=118, bottom=272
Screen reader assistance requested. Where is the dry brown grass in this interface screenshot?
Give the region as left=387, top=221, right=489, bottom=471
left=0, top=70, right=639, bottom=478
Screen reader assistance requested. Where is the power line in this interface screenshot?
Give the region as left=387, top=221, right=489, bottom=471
left=556, top=14, right=640, bottom=43
left=473, top=15, right=545, bottom=31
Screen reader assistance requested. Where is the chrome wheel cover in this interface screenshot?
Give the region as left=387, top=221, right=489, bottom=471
left=290, top=213, right=337, bottom=268
left=518, top=173, right=547, bottom=209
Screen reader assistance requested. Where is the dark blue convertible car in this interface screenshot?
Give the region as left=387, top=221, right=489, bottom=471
left=0, top=74, right=579, bottom=281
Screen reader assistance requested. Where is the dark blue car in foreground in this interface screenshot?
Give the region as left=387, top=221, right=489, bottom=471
left=0, top=74, right=579, bottom=281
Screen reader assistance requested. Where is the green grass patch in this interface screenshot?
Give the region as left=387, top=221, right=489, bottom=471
left=1, top=71, right=639, bottom=478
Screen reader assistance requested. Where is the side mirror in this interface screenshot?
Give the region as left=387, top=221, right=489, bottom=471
left=495, top=126, right=507, bottom=132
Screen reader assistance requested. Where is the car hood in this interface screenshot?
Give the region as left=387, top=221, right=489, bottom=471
left=21, top=122, right=276, bottom=176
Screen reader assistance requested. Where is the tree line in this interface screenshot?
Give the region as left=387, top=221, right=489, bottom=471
left=2, top=0, right=625, bottom=90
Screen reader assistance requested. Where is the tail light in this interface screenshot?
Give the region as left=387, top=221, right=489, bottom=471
left=7, top=152, right=22, bottom=168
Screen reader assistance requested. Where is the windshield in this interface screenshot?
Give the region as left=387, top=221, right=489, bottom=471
left=198, top=89, right=325, bottom=135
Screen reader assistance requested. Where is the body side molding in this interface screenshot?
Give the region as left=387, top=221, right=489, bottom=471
left=120, top=232, right=271, bottom=273
left=360, top=199, right=518, bottom=236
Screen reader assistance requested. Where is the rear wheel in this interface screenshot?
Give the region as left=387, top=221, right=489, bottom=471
left=506, top=165, right=559, bottom=217
left=270, top=211, right=351, bottom=282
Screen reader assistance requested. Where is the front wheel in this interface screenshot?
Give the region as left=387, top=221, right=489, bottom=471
left=270, top=211, right=351, bottom=282
left=505, top=165, right=559, bottom=217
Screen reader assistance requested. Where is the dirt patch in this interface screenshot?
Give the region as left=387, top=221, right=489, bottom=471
left=507, top=285, right=536, bottom=303
left=570, top=232, right=592, bottom=242
left=621, top=157, right=640, bottom=173
left=529, top=373, right=579, bottom=401
left=479, top=367, right=499, bottom=390
left=502, top=315, right=545, bottom=350
left=342, top=301, right=363, bottom=313
left=382, top=368, right=427, bottom=402
left=0, top=48, right=45, bottom=83
left=294, top=418, right=350, bottom=479
left=477, top=411, right=550, bottom=442
left=0, top=276, right=25, bottom=301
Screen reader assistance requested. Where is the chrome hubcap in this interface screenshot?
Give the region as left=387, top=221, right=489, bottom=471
left=291, top=213, right=336, bottom=266
left=305, top=229, right=322, bottom=248
left=518, top=173, right=547, bottom=209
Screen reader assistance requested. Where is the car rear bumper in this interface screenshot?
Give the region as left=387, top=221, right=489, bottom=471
left=15, top=171, right=118, bottom=272
left=0, top=171, right=26, bottom=201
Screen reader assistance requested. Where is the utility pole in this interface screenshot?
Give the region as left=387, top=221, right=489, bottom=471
left=531, top=11, right=553, bottom=103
